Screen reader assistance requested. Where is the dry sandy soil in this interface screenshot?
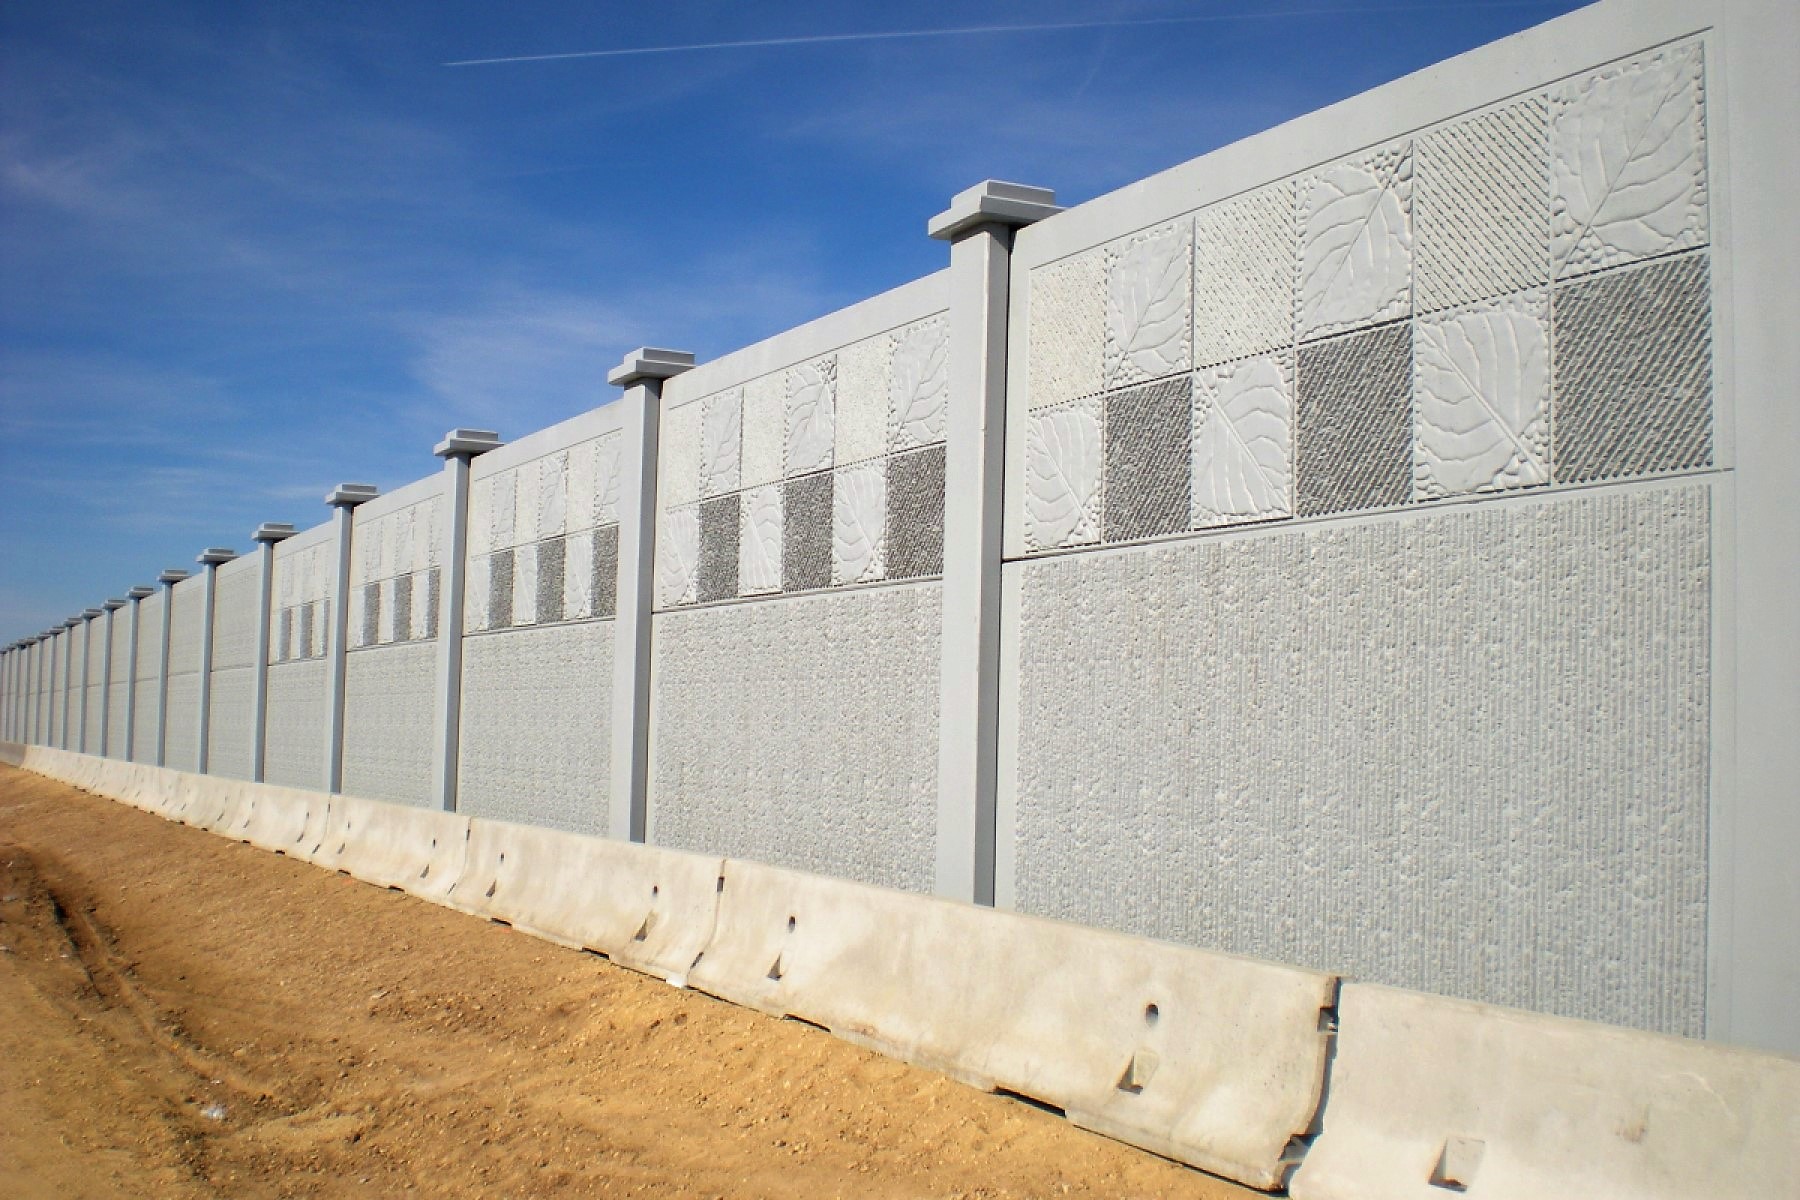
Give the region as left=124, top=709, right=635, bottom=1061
left=0, top=764, right=1256, bottom=1199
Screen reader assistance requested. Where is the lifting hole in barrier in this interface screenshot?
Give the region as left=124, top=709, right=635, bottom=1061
left=484, top=879, right=497, bottom=898
left=651, top=884, right=660, bottom=899
left=787, top=915, right=796, bottom=933
left=1144, top=1003, right=1159, bottom=1028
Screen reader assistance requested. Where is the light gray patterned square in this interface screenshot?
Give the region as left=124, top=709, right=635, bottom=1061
left=1415, top=98, right=1551, bottom=313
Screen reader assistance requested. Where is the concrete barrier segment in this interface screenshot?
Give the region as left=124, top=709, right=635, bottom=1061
left=689, top=858, right=1336, bottom=1190
left=453, top=817, right=723, bottom=984
left=307, top=793, right=471, bottom=897
left=237, top=784, right=328, bottom=856
left=0, top=741, right=23, bottom=768
left=1288, top=983, right=1800, bottom=1200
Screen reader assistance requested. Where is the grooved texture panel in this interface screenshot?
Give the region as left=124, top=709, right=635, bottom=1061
left=458, top=621, right=614, bottom=835
left=1295, top=322, right=1413, bottom=516
left=1011, top=483, right=1710, bottom=1035
left=650, top=584, right=942, bottom=892
left=341, top=642, right=438, bottom=808
left=206, top=666, right=256, bottom=781
left=131, top=594, right=163, bottom=763
left=162, top=673, right=202, bottom=772
left=264, top=659, right=328, bottom=791
left=212, top=562, right=261, bottom=670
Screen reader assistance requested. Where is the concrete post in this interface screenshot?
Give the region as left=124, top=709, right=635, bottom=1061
left=193, top=548, right=238, bottom=773
left=99, top=600, right=125, bottom=755
left=249, top=523, right=297, bottom=783
left=606, top=347, right=695, bottom=843
left=122, top=586, right=154, bottom=760
left=926, top=181, right=1060, bottom=904
left=79, top=608, right=103, bottom=751
left=431, top=429, right=503, bottom=813
left=324, top=483, right=378, bottom=792
left=153, top=570, right=189, bottom=767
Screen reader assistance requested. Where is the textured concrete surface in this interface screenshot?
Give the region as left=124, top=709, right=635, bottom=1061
left=263, top=659, right=328, bottom=791
left=161, top=673, right=201, bottom=773
left=341, top=642, right=438, bottom=808
left=650, top=583, right=941, bottom=892
left=458, top=621, right=613, bottom=836
left=82, top=623, right=103, bottom=754
left=1294, top=321, right=1412, bottom=517
left=1553, top=251, right=1711, bottom=484
left=886, top=444, right=945, bottom=580
left=129, top=592, right=163, bottom=764
left=1103, top=376, right=1191, bottom=542
left=104, top=602, right=129, bottom=754
left=206, top=665, right=257, bottom=781
left=1414, top=96, right=1549, bottom=314
left=780, top=472, right=832, bottom=593
left=1192, top=181, right=1294, bottom=369
left=1009, top=483, right=1710, bottom=1035
left=212, top=561, right=261, bottom=671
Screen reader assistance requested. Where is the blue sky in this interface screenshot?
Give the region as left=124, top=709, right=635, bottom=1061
left=0, top=0, right=1586, bottom=639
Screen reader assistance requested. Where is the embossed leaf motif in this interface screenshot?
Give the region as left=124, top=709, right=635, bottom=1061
left=1106, top=226, right=1190, bottom=383
left=740, top=485, right=782, bottom=594
left=1024, top=407, right=1101, bottom=550
left=832, top=465, right=885, bottom=585
left=537, top=453, right=568, bottom=540
left=786, top=359, right=836, bottom=474
left=1192, top=357, right=1291, bottom=524
left=593, top=434, right=623, bottom=524
left=1554, top=48, right=1704, bottom=272
left=701, top=391, right=743, bottom=495
left=658, top=509, right=699, bottom=607
left=1299, top=155, right=1411, bottom=336
left=890, top=320, right=948, bottom=447
left=1415, top=301, right=1549, bottom=497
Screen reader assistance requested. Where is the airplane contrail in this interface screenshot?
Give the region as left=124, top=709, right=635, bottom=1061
left=444, top=2, right=1557, bottom=67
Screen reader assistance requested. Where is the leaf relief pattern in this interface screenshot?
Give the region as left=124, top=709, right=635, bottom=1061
left=536, top=452, right=568, bottom=541
left=889, top=318, right=948, bottom=449
left=1191, top=355, right=1293, bottom=527
left=1024, top=404, right=1102, bottom=551
left=592, top=433, right=623, bottom=526
left=1298, top=147, right=1413, bottom=338
left=831, top=463, right=886, bottom=585
left=739, top=484, right=783, bottom=595
left=701, top=390, right=743, bottom=496
left=1414, top=295, right=1550, bottom=498
left=1552, top=44, right=1706, bottom=277
left=1105, top=223, right=1192, bottom=386
left=658, top=507, right=699, bottom=608
left=785, top=357, right=837, bottom=476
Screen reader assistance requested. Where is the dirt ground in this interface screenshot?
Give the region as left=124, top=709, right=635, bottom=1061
left=0, top=765, right=1256, bottom=1199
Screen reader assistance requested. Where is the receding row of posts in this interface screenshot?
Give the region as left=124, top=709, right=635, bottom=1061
left=0, top=182, right=1057, bottom=902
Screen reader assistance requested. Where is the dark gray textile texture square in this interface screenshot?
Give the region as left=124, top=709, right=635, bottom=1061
left=886, top=444, right=946, bottom=579
left=698, top=494, right=741, bottom=603
left=782, top=471, right=832, bottom=593
left=1295, top=321, right=1413, bottom=517
left=392, top=573, right=413, bottom=642
left=360, top=582, right=381, bottom=647
left=1553, top=252, right=1711, bottom=484
left=536, top=537, right=566, bottom=624
left=1103, top=376, right=1193, bottom=542
left=488, top=549, right=514, bottom=630
left=592, top=525, right=619, bottom=619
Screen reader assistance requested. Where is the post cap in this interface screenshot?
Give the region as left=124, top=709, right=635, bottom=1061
left=252, top=522, right=298, bottom=544
left=82, top=607, right=104, bottom=619
left=62, top=616, right=83, bottom=628
left=127, top=585, right=156, bottom=600
left=157, top=568, right=191, bottom=585
left=103, top=599, right=127, bottom=611
left=435, top=428, right=503, bottom=459
left=197, top=547, right=239, bottom=566
left=928, top=180, right=1061, bottom=241
left=607, top=347, right=696, bottom=389
left=325, top=483, right=379, bottom=508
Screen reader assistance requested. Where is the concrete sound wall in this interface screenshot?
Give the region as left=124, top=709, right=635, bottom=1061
left=105, top=608, right=130, bottom=757
left=647, top=275, right=950, bottom=892
left=264, top=523, right=334, bottom=790
left=456, top=407, right=624, bottom=835
left=206, top=553, right=262, bottom=780
left=81, top=618, right=104, bottom=753
left=5, top=0, right=1794, bottom=1060
left=341, top=477, right=445, bottom=808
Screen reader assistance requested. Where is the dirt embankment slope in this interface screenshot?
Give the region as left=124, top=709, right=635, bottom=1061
left=0, top=766, right=1253, bottom=1199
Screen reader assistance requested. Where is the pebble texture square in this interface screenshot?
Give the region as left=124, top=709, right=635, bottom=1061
left=698, top=494, right=741, bottom=603
left=590, top=525, right=619, bottom=619
left=835, top=334, right=890, bottom=466
left=781, top=472, right=832, bottom=593
left=1552, top=252, right=1711, bottom=484
left=1011, top=483, right=1710, bottom=1036
left=1295, top=322, right=1413, bottom=517
left=1027, top=250, right=1106, bottom=408
left=886, top=445, right=945, bottom=580
left=487, top=549, right=514, bottom=630
left=341, top=642, right=438, bottom=809
left=650, top=583, right=942, bottom=892
left=740, top=375, right=787, bottom=490
left=459, top=620, right=613, bottom=836
left=1103, top=376, right=1192, bottom=542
